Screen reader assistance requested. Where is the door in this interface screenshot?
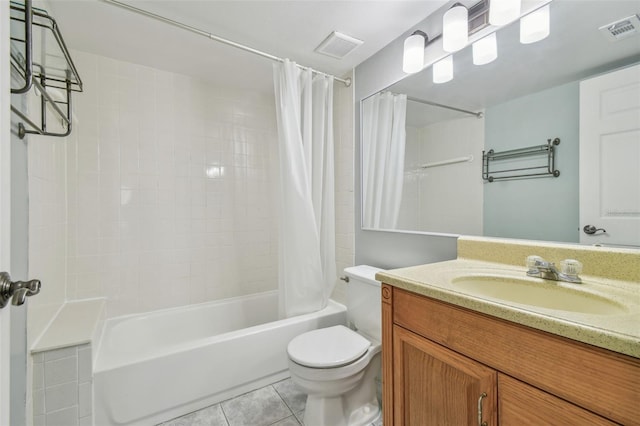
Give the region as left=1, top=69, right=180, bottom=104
left=392, top=325, right=497, bottom=426
left=2, top=2, right=30, bottom=424
left=579, top=64, right=640, bottom=247
left=1, top=1, right=13, bottom=423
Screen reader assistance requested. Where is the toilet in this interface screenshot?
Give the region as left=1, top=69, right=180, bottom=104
left=287, top=265, right=383, bottom=426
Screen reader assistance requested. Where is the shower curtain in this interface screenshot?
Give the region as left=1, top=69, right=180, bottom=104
left=362, top=92, right=407, bottom=229
left=273, top=59, right=336, bottom=318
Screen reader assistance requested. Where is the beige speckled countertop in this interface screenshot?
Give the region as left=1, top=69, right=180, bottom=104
left=377, top=236, right=640, bottom=359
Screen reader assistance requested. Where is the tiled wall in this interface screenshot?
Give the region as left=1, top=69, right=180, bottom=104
left=332, top=71, right=355, bottom=305
left=66, top=51, right=279, bottom=318
left=32, top=345, right=92, bottom=426
left=25, top=50, right=355, bottom=319
left=27, top=129, right=68, bottom=344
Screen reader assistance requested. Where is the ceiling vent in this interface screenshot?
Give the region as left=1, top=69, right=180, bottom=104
left=315, top=31, right=363, bottom=59
left=599, top=14, right=640, bottom=41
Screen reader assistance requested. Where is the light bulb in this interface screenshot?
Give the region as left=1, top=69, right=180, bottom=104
left=403, top=31, right=426, bottom=74
left=433, top=56, right=453, bottom=84
left=520, top=4, right=550, bottom=44
left=443, top=4, right=468, bottom=53
left=489, top=0, right=521, bottom=26
left=472, top=33, right=497, bottom=65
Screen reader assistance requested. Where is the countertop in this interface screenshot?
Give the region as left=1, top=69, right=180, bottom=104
left=376, top=236, right=640, bottom=359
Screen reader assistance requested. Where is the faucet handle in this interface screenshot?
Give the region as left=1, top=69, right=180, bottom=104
left=526, top=255, right=546, bottom=276
left=560, top=259, right=583, bottom=277
left=526, top=255, right=545, bottom=271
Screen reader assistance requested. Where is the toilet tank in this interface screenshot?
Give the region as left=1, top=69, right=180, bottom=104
left=344, top=265, right=384, bottom=342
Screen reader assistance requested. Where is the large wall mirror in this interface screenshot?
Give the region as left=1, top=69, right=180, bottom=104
left=361, top=0, right=640, bottom=245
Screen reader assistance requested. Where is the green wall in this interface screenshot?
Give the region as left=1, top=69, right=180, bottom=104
left=483, top=81, right=580, bottom=242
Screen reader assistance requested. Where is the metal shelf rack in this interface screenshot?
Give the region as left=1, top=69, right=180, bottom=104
left=482, top=138, right=561, bottom=182
left=9, top=0, right=83, bottom=139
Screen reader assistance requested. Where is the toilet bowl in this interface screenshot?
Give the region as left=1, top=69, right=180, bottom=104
left=287, top=266, right=384, bottom=426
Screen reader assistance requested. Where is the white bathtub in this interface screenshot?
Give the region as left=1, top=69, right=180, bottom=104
left=93, top=291, right=347, bottom=426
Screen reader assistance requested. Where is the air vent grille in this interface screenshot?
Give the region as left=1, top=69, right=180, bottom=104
left=599, top=14, right=640, bottom=41
left=468, top=0, right=490, bottom=35
left=315, top=31, right=363, bottom=59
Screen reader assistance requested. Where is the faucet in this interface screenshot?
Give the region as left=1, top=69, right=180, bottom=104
left=526, top=256, right=582, bottom=284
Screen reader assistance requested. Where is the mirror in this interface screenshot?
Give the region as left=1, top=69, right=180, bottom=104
left=361, top=0, right=640, bottom=244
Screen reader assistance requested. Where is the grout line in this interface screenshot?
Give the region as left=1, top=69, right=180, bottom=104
left=271, top=380, right=305, bottom=426
left=266, top=384, right=294, bottom=426
left=219, top=402, right=231, bottom=426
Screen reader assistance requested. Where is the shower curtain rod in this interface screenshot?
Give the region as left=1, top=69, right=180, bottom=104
left=407, top=96, right=483, bottom=118
left=99, top=0, right=352, bottom=87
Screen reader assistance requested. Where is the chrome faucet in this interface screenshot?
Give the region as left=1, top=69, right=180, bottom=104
left=526, top=256, right=582, bottom=284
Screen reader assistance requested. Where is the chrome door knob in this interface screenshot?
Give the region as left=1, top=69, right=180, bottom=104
left=0, top=271, right=41, bottom=308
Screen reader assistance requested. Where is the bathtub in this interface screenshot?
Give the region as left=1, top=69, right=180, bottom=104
left=93, top=290, right=347, bottom=426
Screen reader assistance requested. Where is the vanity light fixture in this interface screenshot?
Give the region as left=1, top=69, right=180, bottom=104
left=443, top=3, right=469, bottom=52
left=489, top=0, right=521, bottom=26
left=472, top=32, right=497, bottom=65
left=520, top=4, right=550, bottom=44
left=433, top=56, right=453, bottom=83
left=403, top=30, right=427, bottom=73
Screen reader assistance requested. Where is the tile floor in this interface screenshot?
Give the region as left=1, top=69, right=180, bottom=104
left=158, top=378, right=383, bottom=426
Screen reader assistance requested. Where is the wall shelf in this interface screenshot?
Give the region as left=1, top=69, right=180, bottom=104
left=482, top=138, right=561, bottom=182
left=9, top=0, right=83, bottom=139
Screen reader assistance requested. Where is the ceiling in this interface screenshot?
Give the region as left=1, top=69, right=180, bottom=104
left=47, top=0, right=450, bottom=93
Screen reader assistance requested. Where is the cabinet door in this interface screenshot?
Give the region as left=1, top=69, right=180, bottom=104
left=498, top=374, right=617, bottom=425
left=393, top=325, right=497, bottom=426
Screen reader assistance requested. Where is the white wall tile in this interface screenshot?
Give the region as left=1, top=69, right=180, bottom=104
left=33, top=389, right=45, bottom=416
left=46, top=406, right=78, bottom=426
left=44, top=356, right=77, bottom=387
left=44, top=382, right=78, bottom=412
left=78, top=382, right=92, bottom=418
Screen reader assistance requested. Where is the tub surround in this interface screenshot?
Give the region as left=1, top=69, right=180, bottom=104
left=32, top=344, right=93, bottom=426
left=376, top=236, right=640, bottom=358
left=31, top=298, right=106, bottom=354
left=30, top=299, right=105, bottom=426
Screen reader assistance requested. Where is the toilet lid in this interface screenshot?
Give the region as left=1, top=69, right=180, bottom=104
left=287, top=325, right=371, bottom=368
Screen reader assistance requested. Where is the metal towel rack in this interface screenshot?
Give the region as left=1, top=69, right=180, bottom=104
left=9, top=0, right=83, bottom=139
left=482, top=138, right=561, bottom=182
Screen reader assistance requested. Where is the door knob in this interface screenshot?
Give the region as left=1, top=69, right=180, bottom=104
left=583, top=225, right=607, bottom=235
left=0, top=272, right=41, bottom=308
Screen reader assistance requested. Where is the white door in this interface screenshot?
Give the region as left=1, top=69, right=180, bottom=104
left=579, top=63, right=640, bottom=247
left=1, top=1, right=13, bottom=423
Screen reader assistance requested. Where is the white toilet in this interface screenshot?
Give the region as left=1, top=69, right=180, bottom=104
left=287, top=265, right=383, bottom=426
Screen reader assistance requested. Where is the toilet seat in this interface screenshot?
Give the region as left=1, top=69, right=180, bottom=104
left=287, top=325, right=371, bottom=368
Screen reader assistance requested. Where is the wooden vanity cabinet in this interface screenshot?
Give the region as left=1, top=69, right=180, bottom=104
left=381, top=284, right=640, bottom=426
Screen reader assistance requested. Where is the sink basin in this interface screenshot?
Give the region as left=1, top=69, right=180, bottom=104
left=451, top=275, right=628, bottom=315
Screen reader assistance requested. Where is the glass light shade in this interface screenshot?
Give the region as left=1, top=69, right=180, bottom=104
left=520, top=4, right=550, bottom=44
left=489, top=0, right=521, bottom=26
left=433, top=56, right=453, bottom=84
left=403, top=33, right=425, bottom=73
left=472, top=33, right=498, bottom=65
left=443, top=5, right=468, bottom=53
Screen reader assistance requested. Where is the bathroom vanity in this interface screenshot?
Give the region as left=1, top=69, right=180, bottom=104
left=377, top=237, right=640, bottom=426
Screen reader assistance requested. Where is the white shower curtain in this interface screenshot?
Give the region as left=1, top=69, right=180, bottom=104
left=273, top=59, right=336, bottom=318
left=362, top=92, right=407, bottom=229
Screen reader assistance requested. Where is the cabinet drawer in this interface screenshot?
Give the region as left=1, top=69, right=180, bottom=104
left=392, top=287, right=640, bottom=425
left=498, top=374, right=617, bottom=425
